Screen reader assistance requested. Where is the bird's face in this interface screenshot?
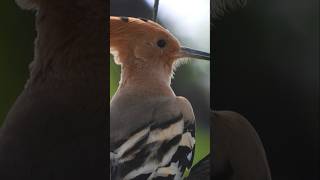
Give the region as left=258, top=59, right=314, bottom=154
left=133, top=26, right=181, bottom=66
left=110, top=16, right=182, bottom=67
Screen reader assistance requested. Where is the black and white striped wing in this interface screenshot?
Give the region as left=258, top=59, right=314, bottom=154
left=110, top=113, right=195, bottom=180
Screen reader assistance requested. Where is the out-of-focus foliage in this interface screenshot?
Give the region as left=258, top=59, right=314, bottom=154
left=110, top=56, right=120, bottom=98
left=0, top=1, right=34, bottom=126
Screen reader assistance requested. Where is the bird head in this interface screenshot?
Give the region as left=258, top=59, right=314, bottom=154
left=110, top=16, right=209, bottom=69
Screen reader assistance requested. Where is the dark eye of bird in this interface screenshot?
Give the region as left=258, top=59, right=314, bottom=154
left=157, top=39, right=166, bottom=48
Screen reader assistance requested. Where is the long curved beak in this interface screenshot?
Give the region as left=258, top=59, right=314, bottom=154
left=178, top=46, right=210, bottom=61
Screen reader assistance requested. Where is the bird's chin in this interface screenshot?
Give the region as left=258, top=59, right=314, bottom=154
left=173, top=58, right=191, bottom=69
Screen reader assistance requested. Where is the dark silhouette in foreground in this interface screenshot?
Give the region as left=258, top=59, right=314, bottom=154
left=0, top=0, right=108, bottom=179
left=188, top=111, right=272, bottom=180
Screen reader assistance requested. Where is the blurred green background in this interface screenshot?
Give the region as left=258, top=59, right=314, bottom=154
left=110, top=0, right=210, bottom=165
left=0, top=1, right=35, bottom=126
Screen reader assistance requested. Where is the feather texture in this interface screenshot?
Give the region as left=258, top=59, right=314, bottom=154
left=111, top=98, right=195, bottom=180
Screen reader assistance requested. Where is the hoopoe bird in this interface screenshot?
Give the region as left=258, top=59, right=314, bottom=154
left=110, top=16, right=209, bottom=180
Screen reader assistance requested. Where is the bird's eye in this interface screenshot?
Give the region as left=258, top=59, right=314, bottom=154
left=157, top=39, right=166, bottom=48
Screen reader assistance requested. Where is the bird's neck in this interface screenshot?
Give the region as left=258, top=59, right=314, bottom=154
left=27, top=0, right=107, bottom=89
left=116, top=63, right=175, bottom=98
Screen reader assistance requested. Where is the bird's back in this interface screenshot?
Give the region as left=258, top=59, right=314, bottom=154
left=110, top=95, right=196, bottom=179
